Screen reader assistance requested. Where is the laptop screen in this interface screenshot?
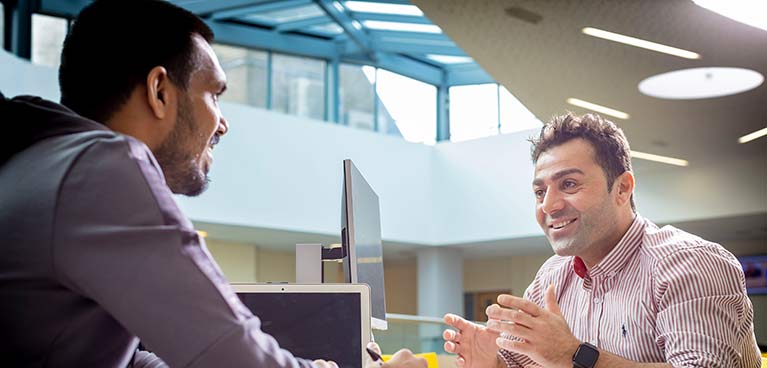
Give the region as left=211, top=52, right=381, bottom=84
left=237, top=292, right=362, bottom=366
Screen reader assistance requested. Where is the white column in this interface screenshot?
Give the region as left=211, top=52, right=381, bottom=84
left=416, top=247, right=463, bottom=352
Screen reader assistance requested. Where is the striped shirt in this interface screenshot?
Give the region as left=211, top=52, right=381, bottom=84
left=500, top=214, right=761, bottom=367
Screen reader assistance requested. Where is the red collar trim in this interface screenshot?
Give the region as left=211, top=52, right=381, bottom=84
left=573, top=256, right=588, bottom=279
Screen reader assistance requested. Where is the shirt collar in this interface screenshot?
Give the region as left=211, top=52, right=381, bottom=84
left=573, top=214, right=646, bottom=279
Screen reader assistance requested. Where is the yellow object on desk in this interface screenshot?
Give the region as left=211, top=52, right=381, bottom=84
left=382, top=352, right=439, bottom=368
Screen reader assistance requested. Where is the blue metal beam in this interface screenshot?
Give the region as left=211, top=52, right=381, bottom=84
left=370, top=39, right=467, bottom=56
left=274, top=15, right=331, bottom=32
left=446, top=67, right=494, bottom=86
left=8, top=0, right=35, bottom=59
left=436, top=71, right=450, bottom=141
left=38, top=0, right=88, bottom=18
left=315, top=0, right=373, bottom=56
left=349, top=12, right=431, bottom=24
left=172, top=0, right=272, bottom=16
left=206, top=20, right=337, bottom=59
left=341, top=54, right=442, bottom=85
left=369, top=30, right=452, bottom=44
left=209, top=0, right=312, bottom=21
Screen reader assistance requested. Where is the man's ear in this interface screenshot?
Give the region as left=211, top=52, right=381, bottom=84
left=614, top=171, right=635, bottom=207
left=145, top=66, right=176, bottom=120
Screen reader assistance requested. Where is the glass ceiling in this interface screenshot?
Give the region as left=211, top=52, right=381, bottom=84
left=168, top=0, right=493, bottom=87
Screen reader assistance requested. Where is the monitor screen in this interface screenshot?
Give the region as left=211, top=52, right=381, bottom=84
left=342, top=159, right=388, bottom=330
left=739, top=255, right=767, bottom=295
left=236, top=292, right=362, bottom=366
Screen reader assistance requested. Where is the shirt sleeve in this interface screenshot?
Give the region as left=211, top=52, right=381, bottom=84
left=52, top=136, right=316, bottom=368
left=654, top=243, right=757, bottom=367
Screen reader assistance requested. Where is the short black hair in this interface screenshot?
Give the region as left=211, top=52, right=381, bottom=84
left=530, top=112, right=635, bottom=211
left=59, top=0, right=213, bottom=123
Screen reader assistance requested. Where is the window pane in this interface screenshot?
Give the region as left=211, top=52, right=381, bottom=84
left=375, top=69, right=436, bottom=144
left=212, top=43, right=268, bottom=109
left=31, top=14, right=67, bottom=68
left=499, top=85, right=542, bottom=134
left=271, top=53, right=325, bottom=120
left=339, top=63, right=374, bottom=131
left=449, top=83, right=499, bottom=142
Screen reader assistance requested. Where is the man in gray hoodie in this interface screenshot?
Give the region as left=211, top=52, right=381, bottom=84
left=0, top=1, right=425, bottom=367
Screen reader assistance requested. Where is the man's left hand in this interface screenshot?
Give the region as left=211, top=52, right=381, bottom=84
left=485, top=284, right=581, bottom=368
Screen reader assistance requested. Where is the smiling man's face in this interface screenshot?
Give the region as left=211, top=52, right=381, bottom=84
left=532, top=138, right=621, bottom=257
left=155, top=34, right=229, bottom=196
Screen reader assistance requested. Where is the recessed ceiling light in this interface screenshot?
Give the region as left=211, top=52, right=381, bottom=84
left=362, top=20, right=441, bottom=33
left=631, top=151, right=689, bottom=167
left=566, top=98, right=630, bottom=120
left=582, top=27, right=701, bottom=59
left=692, top=0, right=767, bottom=31
left=639, top=67, right=763, bottom=99
left=344, top=1, right=424, bottom=16
left=738, top=127, right=767, bottom=144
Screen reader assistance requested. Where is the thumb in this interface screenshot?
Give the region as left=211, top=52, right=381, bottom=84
left=544, top=284, right=562, bottom=316
left=367, top=341, right=382, bottom=355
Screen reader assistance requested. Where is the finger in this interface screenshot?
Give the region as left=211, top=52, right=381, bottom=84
left=485, top=306, right=536, bottom=328
left=367, top=342, right=382, bottom=355
left=497, top=295, right=541, bottom=317
left=486, top=320, right=532, bottom=341
left=443, top=313, right=471, bottom=331
left=443, top=329, right=461, bottom=343
left=544, top=284, right=562, bottom=316
left=496, top=337, right=530, bottom=355
left=456, top=356, right=466, bottom=368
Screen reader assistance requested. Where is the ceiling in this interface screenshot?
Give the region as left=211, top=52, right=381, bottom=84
left=413, top=0, right=767, bottom=165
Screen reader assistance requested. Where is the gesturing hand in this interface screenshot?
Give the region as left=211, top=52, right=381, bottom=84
left=442, top=313, right=501, bottom=367
left=485, top=284, right=580, bottom=368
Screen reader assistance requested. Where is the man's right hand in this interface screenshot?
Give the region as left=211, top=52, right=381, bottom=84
left=443, top=313, right=501, bottom=368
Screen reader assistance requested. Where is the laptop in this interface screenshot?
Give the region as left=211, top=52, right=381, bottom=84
left=231, top=283, right=371, bottom=367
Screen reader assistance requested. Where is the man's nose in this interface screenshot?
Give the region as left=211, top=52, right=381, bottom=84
left=217, top=115, right=229, bottom=136
left=541, top=189, right=565, bottom=215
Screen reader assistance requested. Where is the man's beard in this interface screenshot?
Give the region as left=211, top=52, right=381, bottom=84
left=154, top=96, right=210, bottom=196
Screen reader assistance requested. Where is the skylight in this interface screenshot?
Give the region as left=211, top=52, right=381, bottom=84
left=693, top=0, right=767, bottom=31
left=344, top=1, right=424, bottom=16
left=426, top=54, right=473, bottom=64
left=363, top=20, right=441, bottom=33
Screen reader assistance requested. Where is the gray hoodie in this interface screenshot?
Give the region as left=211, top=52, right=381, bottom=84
left=0, top=93, right=315, bottom=368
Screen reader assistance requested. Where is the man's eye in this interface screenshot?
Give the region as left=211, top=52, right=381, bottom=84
left=563, top=180, right=577, bottom=189
left=534, top=189, right=545, bottom=199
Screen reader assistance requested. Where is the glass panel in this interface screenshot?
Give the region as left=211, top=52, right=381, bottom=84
left=449, top=83, right=499, bottom=142
left=245, top=4, right=325, bottom=24
left=363, top=20, right=441, bottom=34
left=271, top=53, right=326, bottom=120
left=499, top=85, right=542, bottom=134
left=343, top=2, right=424, bottom=16
left=307, top=22, right=344, bottom=36
left=339, top=64, right=375, bottom=131
left=212, top=43, right=268, bottom=109
left=375, top=69, right=436, bottom=144
left=31, top=14, right=67, bottom=68
left=375, top=315, right=484, bottom=357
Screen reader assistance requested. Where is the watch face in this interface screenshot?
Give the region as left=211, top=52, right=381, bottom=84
left=574, top=343, right=599, bottom=367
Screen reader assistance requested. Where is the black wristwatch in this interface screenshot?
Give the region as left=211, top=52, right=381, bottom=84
left=572, top=342, right=600, bottom=368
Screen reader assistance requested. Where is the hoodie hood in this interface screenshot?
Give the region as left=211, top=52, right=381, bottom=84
left=1, top=92, right=110, bottom=165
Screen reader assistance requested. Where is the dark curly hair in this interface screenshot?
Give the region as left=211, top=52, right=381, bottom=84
left=530, top=112, right=635, bottom=211
left=59, top=0, right=213, bottom=123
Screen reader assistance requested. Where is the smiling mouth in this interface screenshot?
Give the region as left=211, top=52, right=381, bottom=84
left=550, top=218, right=577, bottom=230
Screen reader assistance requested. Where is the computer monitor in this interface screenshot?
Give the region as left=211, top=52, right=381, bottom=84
left=341, top=159, right=388, bottom=330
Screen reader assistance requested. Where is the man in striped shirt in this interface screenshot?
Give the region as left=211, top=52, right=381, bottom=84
left=442, top=113, right=761, bottom=367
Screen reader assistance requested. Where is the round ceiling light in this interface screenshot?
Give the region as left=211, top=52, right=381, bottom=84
left=638, top=67, right=763, bottom=99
